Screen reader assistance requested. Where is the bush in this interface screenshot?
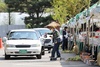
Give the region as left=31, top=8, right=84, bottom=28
left=62, top=50, right=73, bottom=53
left=67, top=55, right=81, bottom=61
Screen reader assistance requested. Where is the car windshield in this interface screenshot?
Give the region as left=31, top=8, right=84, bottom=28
left=8, top=31, right=39, bottom=40
left=37, top=29, right=52, bottom=36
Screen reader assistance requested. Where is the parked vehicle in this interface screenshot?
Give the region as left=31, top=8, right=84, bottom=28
left=2, top=29, right=45, bottom=59
left=33, top=28, right=54, bottom=51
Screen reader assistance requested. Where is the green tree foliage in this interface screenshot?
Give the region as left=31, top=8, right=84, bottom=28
left=4, top=0, right=98, bottom=27
left=24, top=0, right=53, bottom=28
left=51, top=0, right=68, bottom=25
left=0, top=1, right=7, bottom=12
left=51, top=0, right=91, bottom=24
left=91, top=0, right=99, bottom=6
left=5, top=0, right=53, bottom=28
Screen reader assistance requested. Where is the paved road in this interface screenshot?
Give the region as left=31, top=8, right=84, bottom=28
left=0, top=49, right=99, bottom=67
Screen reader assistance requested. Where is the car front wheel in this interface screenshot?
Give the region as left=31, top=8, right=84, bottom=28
left=36, top=54, right=42, bottom=59
left=5, top=54, right=10, bottom=60
left=42, top=46, right=45, bottom=55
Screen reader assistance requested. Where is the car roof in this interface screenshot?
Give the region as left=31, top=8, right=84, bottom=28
left=10, top=29, right=36, bottom=32
left=8, top=29, right=41, bottom=38
left=33, top=28, right=50, bottom=30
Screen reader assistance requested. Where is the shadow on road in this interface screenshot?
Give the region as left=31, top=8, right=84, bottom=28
left=0, top=56, right=37, bottom=60
left=0, top=56, right=4, bottom=60
left=8, top=56, right=37, bottom=60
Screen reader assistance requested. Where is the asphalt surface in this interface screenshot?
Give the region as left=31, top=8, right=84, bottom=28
left=0, top=48, right=99, bottom=67
left=61, top=52, right=99, bottom=67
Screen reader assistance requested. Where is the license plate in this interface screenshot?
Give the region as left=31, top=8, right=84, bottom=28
left=19, top=50, right=27, bottom=54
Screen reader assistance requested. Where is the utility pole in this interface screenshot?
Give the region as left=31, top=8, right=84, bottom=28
left=8, top=5, right=11, bottom=25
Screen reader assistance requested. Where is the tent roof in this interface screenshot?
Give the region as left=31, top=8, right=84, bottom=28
left=68, top=2, right=99, bottom=25
left=45, top=21, right=60, bottom=28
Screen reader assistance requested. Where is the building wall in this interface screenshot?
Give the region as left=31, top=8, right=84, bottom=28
left=0, top=25, right=26, bottom=38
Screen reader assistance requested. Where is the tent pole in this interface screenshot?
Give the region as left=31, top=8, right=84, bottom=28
left=99, top=22, right=100, bottom=30
left=77, top=23, right=79, bottom=34
left=92, top=17, right=94, bottom=56
left=87, top=19, right=90, bottom=46
left=69, top=25, right=71, bottom=33
left=74, top=25, right=77, bottom=44
left=83, top=23, right=84, bottom=32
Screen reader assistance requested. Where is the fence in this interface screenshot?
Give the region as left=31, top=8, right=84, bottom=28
left=0, top=25, right=26, bottom=38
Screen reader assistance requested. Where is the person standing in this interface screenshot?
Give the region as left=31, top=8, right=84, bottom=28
left=50, top=27, right=61, bottom=61
left=62, top=27, right=68, bottom=51
left=70, top=34, right=74, bottom=50
left=79, top=33, right=85, bottom=52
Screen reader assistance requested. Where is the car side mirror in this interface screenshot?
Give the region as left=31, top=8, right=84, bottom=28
left=6, top=32, right=9, bottom=36
left=39, top=37, right=45, bottom=42
left=2, top=37, right=7, bottom=43
left=44, top=35, right=47, bottom=38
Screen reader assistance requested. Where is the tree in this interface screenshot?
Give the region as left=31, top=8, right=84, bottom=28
left=51, top=0, right=67, bottom=25
left=0, top=2, right=7, bottom=12
left=51, top=0, right=91, bottom=24
left=24, top=0, right=53, bottom=28
left=91, top=0, right=99, bottom=6
left=5, top=0, right=52, bottom=28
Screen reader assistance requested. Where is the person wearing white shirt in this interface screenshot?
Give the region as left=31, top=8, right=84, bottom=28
left=62, top=27, right=68, bottom=51
left=79, top=33, right=85, bottom=52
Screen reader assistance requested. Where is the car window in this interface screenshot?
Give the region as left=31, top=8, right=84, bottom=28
left=36, top=29, right=52, bottom=36
left=8, top=31, right=39, bottom=40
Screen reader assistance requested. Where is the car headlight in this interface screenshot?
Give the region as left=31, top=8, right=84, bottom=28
left=31, top=44, right=40, bottom=47
left=40, top=38, right=45, bottom=42
left=6, top=44, right=15, bottom=47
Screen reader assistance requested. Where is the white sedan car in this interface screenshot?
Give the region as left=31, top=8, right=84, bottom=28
left=3, top=29, right=44, bottom=59
left=33, top=28, right=54, bottom=51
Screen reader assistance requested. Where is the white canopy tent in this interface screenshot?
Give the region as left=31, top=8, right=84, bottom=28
left=90, top=5, right=100, bottom=27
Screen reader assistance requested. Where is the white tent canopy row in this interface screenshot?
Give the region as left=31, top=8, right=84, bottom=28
left=67, top=2, right=100, bottom=27
left=90, top=6, right=100, bottom=19
left=89, top=4, right=100, bottom=27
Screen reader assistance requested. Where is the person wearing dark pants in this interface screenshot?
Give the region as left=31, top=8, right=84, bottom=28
left=50, top=27, right=61, bottom=61
left=62, top=38, right=68, bottom=50
left=62, top=27, right=68, bottom=51
left=70, top=41, right=74, bottom=50
left=79, top=33, right=84, bottom=53
left=51, top=43, right=61, bottom=59
left=79, top=42, right=83, bottom=52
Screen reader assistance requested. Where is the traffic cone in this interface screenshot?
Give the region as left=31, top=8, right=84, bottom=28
left=0, top=38, right=3, bottom=49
